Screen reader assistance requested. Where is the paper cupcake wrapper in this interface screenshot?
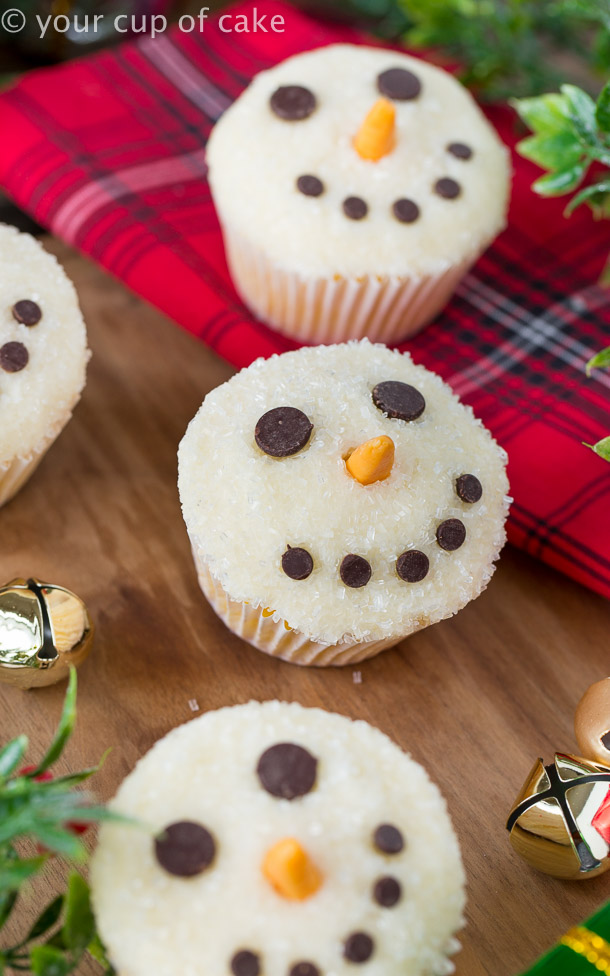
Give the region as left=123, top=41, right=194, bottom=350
left=0, top=449, right=48, bottom=508
left=194, top=553, right=403, bottom=667
left=0, top=404, right=81, bottom=508
left=222, top=224, right=477, bottom=345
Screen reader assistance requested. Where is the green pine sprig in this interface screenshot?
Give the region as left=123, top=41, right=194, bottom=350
left=583, top=345, right=610, bottom=462
left=0, top=671, right=121, bottom=975
left=513, top=81, right=610, bottom=214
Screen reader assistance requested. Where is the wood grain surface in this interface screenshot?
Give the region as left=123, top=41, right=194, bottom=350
left=1, top=239, right=609, bottom=976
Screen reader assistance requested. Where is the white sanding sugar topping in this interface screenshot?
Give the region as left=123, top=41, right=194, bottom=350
left=0, top=225, right=89, bottom=465
left=91, top=701, right=466, bottom=976
left=178, top=341, right=510, bottom=645
left=207, top=44, right=510, bottom=279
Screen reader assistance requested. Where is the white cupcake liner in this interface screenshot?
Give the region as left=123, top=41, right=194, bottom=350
left=222, top=224, right=478, bottom=345
left=194, top=553, right=404, bottom=668
left=0, top=408, right=79, bottom=508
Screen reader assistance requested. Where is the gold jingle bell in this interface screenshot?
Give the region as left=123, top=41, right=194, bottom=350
left=575, top=678, right=610, bottom=766
left=0, top=577, right=93, bottom=689
left=506, top=753, right=610, bottom=880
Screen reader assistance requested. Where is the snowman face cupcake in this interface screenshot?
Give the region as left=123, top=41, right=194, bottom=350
left=179, top=341, right=509, bottom=656
left=0, top=225, right=89, bottom=475
left=91, top=702, right=465, bottom=976
left=207, top=44, right=509, bottom=280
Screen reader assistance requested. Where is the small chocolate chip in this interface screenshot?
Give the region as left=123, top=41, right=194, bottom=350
left=447, top=142, right=473, bottom=160
left=601, top=731, right=610, bottom=750
left=154, top=821, right=216, bottom=877
left=0, top=341, right=29, bottom=373
left=340, top=554, right=372, bottom=588
left=270, top=85, right=316, bottom=121
left=372, top=380, right=425, bottom=422
left=255, top=407, right=313, bottom=458
left=12, top=300, right=42, bottom=326
left=435, top=177, right=461, bottom=200
left=377, top=67, right=421, bottom=101
left=343, top=197, right=368, bottom=221
left=281, top=546, right=314, bottom=581
left=455, top=473, right=482, bottom=504
left=257, top=742, right=317, bottom=800
left=231, top=951, right=261, bottom=976
left=396, top=550, right=429, bottom=583
left=373, top=823, right=404, bottom=854
left=290, top=964, right=320, bottom=976
left=373, top=876, right=402, bottom=908
left=392, top=198, right=420, bottom=224
left=344, top=932, right=374, bottom=964
left=436, top=518, right=466, bottom=551
left=297, top=175, right=324, bottom=198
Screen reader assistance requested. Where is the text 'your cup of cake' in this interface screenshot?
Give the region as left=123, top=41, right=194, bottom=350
left=178, top=341, right=510, bottom=667
left=91, top=701, right=466, bottom=976
left=0, top=225, right=89, bottom=507
left=206, top=44, right=511, bottom=345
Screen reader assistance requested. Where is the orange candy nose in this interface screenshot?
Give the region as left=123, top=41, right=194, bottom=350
left=346, top=435, right=395, bottom=485
left=262, top=838, right=323, bottom=901
left=354, top=98, right=396, bottom=161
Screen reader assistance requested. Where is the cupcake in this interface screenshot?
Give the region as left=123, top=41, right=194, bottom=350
left=178, top=341, right=510, bottom=667
left=206, top=44, right=510, bottom=345
left=91, top=701, right=466, bottom=976
left=0, top=225, right=89, bottom=506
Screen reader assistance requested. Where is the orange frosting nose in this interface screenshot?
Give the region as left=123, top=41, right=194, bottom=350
left=262, top=838, right=323, bottom=901
left=354, top=98, right=396, bottom=161
left=346, top=435, right=395, bottom=485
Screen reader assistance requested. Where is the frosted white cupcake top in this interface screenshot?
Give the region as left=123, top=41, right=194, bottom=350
left=207, top=44, right=510, bottom=278
left=91, top=701, right=465, bottom=976
left=179, top=341, right=510, bottom=645
left=0, top=225, right=89, bottom=466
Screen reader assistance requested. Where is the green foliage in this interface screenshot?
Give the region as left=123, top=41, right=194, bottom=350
left=513, top=82, right=610, bottom=219
left=396, top=0, right=610, bottom=101
left=0, top=671, right=118, bottom=974
left=582, top=346, right=610, bottom=464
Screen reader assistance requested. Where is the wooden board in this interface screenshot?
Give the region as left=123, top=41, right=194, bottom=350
left=1, top=239, right=609, bottom=976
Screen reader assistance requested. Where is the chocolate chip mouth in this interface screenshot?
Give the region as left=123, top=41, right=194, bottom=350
left=0, top=341, right=29, bottom=373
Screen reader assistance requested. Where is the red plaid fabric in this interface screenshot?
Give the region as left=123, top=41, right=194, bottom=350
left=0, top=1, right=609, bottom=598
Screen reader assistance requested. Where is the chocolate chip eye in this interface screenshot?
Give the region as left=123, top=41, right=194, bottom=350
left=270, top=85, right=316, bottom=121
left=455, top=473, right=482, bottom=504
left=290, top=964, right=320, bottom=976
left=396, top=550, right=429, bottom=583
left=343, top=932, right=374, bottom=963
left=231, top=950, right=261, bottom=976
left=373, top=876, right=402, bottom=907
left=343, top=197, right=368, bottom=221
left=297, top=175, right=324, bottom=198
left=373, top=823, right=404, bottom=854
left=257, top=742, right=318, bottom=799
left=281, top=546, right=314, bottom=580
left=602, top=731, right=610, bottom=749
left=447, top=141, right=473, bottom=160
left=154, top=821, right=216, bottom=877
left=255, top=407, right=313, bottom=458
left=372, top=380, right=425, bottom=422
left=340, top=554, right=372, bottom=588
left=436, top=518, right=466, bottom=551
left=377, top=67, right=421, bottom=101
left=0, top=341, right=29, bottom=373
left=392, top=198, right=420, bottom=224
left=435, top=177, right=461, bottom=200
left=12, top=300, right=41, bottom=326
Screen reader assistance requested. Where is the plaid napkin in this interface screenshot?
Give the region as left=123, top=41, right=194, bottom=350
left=0, top=1, right=609, bottom=599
